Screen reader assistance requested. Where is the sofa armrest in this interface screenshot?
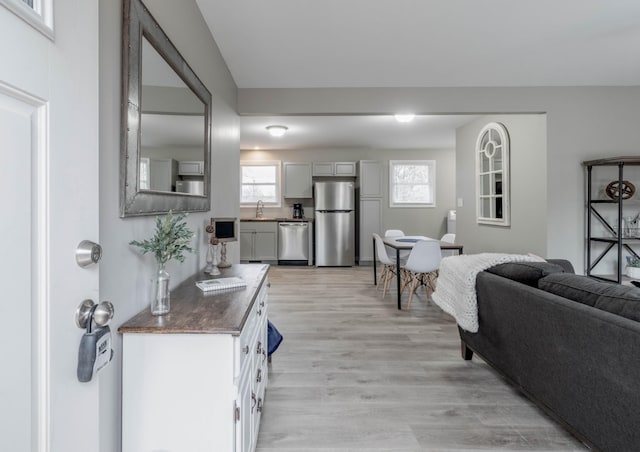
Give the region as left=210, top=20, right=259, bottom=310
left=546, top=259, right=575, bottom=274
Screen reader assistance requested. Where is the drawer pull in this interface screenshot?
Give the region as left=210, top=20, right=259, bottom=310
left=257, top=398, right=263, bottom=413
left=256, top=368, right=262, bottom=383
left=243, top=345, right=250, bottom=354
left=257, top=309, right=263, bottom=316
left=260, top=300, right=265, bottom=307
left=251, top=393, right=257, bottom=413
left=267, top=282, right=271, bottom=288
left=256, top=341, right=262, bottom=355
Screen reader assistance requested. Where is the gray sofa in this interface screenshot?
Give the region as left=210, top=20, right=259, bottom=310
left=458, top=260, right=640, bottom=452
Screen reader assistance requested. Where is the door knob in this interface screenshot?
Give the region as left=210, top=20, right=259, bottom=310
left=76, top=300, right=114, bottom=329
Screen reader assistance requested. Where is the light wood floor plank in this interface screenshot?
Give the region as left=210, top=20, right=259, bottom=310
left=256, top=266, right=586, bottom=451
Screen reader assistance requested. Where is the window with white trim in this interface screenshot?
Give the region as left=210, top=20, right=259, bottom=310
left=0, top=0, right=54, bottom=39
left=476, top=122, right=510, bottom=226
left=389, top=160, right=436, bottom=208
left=240, top=161, right=281, bottom=206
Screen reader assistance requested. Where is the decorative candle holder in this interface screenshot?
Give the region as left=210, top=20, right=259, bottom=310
left=218, top=242, right=231, bottom=268
left=205, top=221, right=215, bottom=273
left=209, top=240, right=221, bottom=275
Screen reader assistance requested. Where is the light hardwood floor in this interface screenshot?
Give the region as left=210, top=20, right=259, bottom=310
left=256, top=266, right=587, bottom=452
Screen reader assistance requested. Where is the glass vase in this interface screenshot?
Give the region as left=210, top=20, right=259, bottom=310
left=151, top=262, right=170, bottom=315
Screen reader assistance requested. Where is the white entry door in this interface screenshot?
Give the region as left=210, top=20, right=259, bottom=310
left=0, top=1, right=100, bottom=451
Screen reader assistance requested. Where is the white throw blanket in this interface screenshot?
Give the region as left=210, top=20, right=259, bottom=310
left=432, top=253, right=541, bottom=333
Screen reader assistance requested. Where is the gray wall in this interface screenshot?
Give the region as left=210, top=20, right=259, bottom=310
left=238, top=87, right=640, bottom=271
left=240, top=147, right=456, bottom=239
left=456, top=114, right=547, bottom=255
left=98, top=1, right=238, bottom=450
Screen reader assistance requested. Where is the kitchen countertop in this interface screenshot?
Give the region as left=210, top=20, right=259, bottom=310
left=241, top=217, right=313, bottom=222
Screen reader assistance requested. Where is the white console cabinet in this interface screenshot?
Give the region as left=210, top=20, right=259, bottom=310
left=119, top=264, right=269, bottom=452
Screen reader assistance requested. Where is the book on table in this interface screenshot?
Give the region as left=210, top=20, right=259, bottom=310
left=196, top=276, right=246, bottom=292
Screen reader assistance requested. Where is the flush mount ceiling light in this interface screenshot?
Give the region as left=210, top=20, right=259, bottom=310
left=266, top=125, right=288, bottom=137
left=394, top=114, right=415, bottom=123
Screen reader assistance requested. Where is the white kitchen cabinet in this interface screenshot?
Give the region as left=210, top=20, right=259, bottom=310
left=147, top=157, right=177, bottom=191
left=120, top=265, right=269, bottom=452
left=335, top=161, right=357, bottom=176
left=178, top=160, right=205, bottom=176
left=312, top=161, right=356, bottom=177
left=240, top=221, right=278, bottom=261
left=312, top=162, right=334, bottom=176
left=358, top=160, right=383, bottom=198
left=283, top=162, right=312, bottom=198
left=359, top=198, right=382, bottom=263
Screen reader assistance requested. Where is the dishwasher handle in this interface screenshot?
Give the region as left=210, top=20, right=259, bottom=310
left=279, top=222, right=308, bottom=227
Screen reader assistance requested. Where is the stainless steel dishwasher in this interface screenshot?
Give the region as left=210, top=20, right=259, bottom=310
left=278, top=222, right=310, bottom=264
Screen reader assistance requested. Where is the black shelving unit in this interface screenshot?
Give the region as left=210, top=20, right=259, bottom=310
left=584, top=157, right=640, bottom=283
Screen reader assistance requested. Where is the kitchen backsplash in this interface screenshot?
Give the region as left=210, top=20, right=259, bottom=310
left=240, top=199, right=315, bottom=219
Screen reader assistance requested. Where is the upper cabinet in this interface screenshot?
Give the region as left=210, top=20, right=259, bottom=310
left=283, top=162, right=312, bottom=198
left=178, top=160, right=205, bottom=176
left=358, top=160, right=383, bottom=198
left=312, top=161, right=356, bottom=177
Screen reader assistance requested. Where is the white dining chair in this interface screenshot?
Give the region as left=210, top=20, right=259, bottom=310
left=440, top=233, right=456, bottom=257
left=373, top=233, right=398, bottom=297
left=385, top=229, right=405, bottom=238
left=441, top=233, right=455, bottom=243
left=385, top=229, right=410, bottom=261
left=401, top=240, right=442, bottom=309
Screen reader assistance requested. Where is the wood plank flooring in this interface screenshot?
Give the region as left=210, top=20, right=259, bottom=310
left=256, top=266, right=587, bottom=451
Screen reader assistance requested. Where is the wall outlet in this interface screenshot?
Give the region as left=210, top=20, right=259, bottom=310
left=457, top=198, right=464, bottom=208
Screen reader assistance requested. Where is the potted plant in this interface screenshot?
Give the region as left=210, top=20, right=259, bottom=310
left=130, top=211, right=194, bottom=315
left=626, top=255, right=640, bottom=279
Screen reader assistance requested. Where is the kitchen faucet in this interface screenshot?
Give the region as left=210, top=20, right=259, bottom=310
left=256, top=200, right=264, bottom=218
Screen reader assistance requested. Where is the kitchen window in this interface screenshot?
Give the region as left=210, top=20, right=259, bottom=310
left=389, top=160, right=436, bottom=208
left=240, top=161, right=281, bottom=206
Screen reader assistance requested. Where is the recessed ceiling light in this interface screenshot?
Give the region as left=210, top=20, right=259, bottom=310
left=394, top=114, right=415, bottom=123
left=266, top=125, right=288, bottom=137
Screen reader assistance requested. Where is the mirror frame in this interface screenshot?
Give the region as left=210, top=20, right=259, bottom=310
left=120, top=0, right=211, bottom=217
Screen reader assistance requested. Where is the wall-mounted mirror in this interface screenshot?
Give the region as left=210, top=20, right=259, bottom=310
left=120, top=0, right=211, bottom=217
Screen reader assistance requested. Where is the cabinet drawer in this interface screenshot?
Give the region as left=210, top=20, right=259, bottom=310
left=237, top=314, right=256, bottom=375
left=240, top=221, right=278, bottom=233
left=236, top=282, right=268, bottom=376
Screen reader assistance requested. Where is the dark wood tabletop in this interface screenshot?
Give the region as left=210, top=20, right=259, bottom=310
left=118, top=263, right=269, bottom=335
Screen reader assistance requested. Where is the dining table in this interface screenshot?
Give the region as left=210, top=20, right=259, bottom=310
left=372, top=235, right=464, bottom=310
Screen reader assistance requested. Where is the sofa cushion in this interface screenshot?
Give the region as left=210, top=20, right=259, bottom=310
left=485, top=261, right=566, bottom=287
left=539, top=273, right=640, bottom=322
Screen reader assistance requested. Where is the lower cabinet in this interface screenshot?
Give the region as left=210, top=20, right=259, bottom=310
left=120, top=269, right=269, bottom=452
left=240, top=221, right=278, bottom=261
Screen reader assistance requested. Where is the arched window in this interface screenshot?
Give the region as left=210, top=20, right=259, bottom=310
left=476, top=122, right=510, bottom=226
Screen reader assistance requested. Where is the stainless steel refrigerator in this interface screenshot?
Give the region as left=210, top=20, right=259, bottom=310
left=314, top=181, right=355, bottom=266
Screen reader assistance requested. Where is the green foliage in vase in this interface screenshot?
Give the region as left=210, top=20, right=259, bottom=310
left=129, top=211, right=195, bottom=264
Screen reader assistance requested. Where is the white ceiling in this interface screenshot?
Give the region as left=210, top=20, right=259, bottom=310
left=195, top=0, right=640, bottom=151
left=196, top=0, right=640, bottom=89
left=240, top=114, right=478, bottom=150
